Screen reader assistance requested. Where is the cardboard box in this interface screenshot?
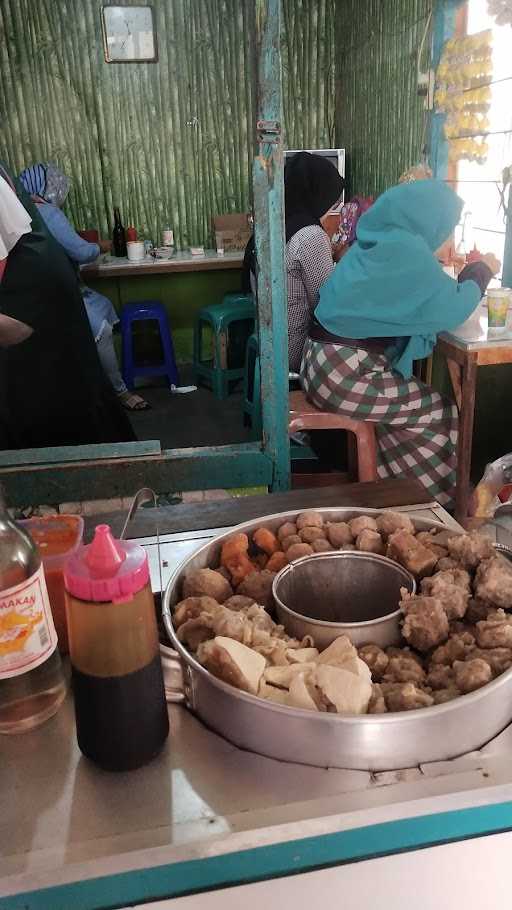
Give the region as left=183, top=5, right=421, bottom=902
left=213, top=213, right=252, bottom=251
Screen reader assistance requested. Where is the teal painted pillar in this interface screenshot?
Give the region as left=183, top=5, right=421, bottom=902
left=503, top=186, right=512, bottom=288
left=253, top=0, right=290, bottom=491
left=429, top=0, right=460, bottom=178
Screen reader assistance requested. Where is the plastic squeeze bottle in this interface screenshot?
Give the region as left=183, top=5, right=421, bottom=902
left=64, top=524, right=169, bottom=771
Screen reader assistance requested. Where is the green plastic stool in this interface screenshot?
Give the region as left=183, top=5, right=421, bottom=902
left=243, top=335, right=319, bottom=464
left=242, top=333, right=262, bottom=439
left=193, top=293, right=255, bottom=399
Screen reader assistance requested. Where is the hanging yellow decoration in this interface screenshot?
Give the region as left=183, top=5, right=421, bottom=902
left=435, top=29, right=493, bottom=163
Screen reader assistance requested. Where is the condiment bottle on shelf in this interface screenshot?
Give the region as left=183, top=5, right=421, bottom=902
left=112, top=207, right=127, bottom=257
left=126, top=226, right=138, bottom=242
left=0, top=492, right=66, bottom=734
left=64, top=524, right=169, bottom=771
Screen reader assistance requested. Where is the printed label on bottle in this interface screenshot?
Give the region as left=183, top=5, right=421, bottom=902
left=0, top=565, right=57, bottom=679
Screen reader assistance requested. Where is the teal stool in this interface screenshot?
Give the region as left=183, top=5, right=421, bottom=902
left=193, top=293, right=255, bottom=399
left=242, top=333, right=262, bottom=439
left=242, top=335, right=318, bottom=463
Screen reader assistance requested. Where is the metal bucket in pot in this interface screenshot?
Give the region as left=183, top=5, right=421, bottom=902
left=272, top=551, right=415, bottom=649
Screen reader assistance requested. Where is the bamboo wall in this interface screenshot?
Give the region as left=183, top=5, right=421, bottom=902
left=335, top=0, right=433, bottom=197
left=0, top=0, right=335, bottom=246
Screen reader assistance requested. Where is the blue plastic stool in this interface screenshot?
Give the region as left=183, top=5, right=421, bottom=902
left=193, top=293, right=255, bottom=400
left=121, top=301, right=179, bottom=390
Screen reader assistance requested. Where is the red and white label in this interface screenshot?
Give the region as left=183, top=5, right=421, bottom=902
left=0, top=565, right=57, bottom=679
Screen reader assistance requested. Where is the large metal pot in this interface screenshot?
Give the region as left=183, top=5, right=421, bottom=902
left=162, top=508, right=512, bottom=771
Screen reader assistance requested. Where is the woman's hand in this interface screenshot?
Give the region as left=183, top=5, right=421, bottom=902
left=0, top=315, right=33, bottom=347
left=99, top=239, right=112, bottom=254
left=332, top=241, right=349, bottom=263
left=482, top=252, right=501, bottom=275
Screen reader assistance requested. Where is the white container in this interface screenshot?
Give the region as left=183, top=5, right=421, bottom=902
left=126, top=240, right=145, bottom=262
left=162, top=229, right=174, bottom=247
left=215, top=232, right=225, bottom=256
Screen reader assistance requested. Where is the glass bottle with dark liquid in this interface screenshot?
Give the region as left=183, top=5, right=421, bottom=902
left=64, top=524, right=169, bottom=771
left=112, top=207, right=127, bottom=257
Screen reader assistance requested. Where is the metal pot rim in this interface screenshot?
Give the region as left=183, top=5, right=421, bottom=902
left=272, top=550, right=415, bottom=629
left=161, top=507, right=512, bottom=723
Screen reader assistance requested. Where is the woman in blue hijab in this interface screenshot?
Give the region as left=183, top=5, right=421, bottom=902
left=302, top=179, right=500, bottom=509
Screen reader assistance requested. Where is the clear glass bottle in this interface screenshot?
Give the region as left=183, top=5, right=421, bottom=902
left=0, top=494, right=66, bottom=734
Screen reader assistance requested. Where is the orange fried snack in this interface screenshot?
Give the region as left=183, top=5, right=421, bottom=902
left=220, top=534, right=256, bottom=586
left=253, top=527, right=280, bottom=556
left=266, top=551, right=288, bottom=573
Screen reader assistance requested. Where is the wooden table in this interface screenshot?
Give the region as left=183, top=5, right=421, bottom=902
left=81, top=249, right=244, bottom=279
left=437, top=301, right=512, bottom=523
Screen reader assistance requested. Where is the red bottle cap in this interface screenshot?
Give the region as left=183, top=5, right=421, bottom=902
left=64, top=524, right=149, bottom=603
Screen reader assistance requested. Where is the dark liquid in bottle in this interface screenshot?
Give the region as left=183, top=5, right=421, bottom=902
left=72, top=653, right=169, bottom=771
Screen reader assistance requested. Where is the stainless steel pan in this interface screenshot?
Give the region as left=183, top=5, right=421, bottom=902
left=162, top=508, right=512, bottom=771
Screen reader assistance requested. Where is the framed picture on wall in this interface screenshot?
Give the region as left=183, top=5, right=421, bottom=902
left=101, top=5, right=158, bottom=63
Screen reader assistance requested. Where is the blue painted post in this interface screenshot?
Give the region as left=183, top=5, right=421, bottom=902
left=253, top=0, right=291, bottom=492
left=429, top=0, right=460, bottom=179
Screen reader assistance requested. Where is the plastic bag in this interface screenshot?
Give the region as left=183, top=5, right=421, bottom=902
left=471, top=453, right=512, bottom=517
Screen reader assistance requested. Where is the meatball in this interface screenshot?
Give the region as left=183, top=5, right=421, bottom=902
left=427, top=664, right=455, bottom=690
left=281, top=534, right=302, bottom=552
left=400, top=594, right=449, bottom=652
left=173, top=595, right=221, bottom=628
left=384, top=653, right=426, bottom=685
left=376, top=511, right=415, bottom=540
left=383, top=682, right=434, bottom=712
left=299, top=526, right=326, bottom=544
left=223, top=595, right=255, bottom=612
left=349, top=515, right=378, bottom=537
left=476, top=610, right=512, bottom=649
left=429, top=631, right=475, bottom=666
left=453, top=658, right=492, bottom=694
left=326, top=522, right=353, bottom=548
left=465, top=598, right=493, bottom=625
left=447, top=532, right=495, bottom=570
left=470, top=647, right=512, bottom=677
left=182, top=568, right=233, bottom=603
left=475, top=557, right=512, bottom=610
left=237, top=570, right=276, bottom=609
left=420, top=569, right=471, bottom=621
left=277, top=521, right=297, bottom=542
left=367, top=683, right=387, bottom=714
left=311, top=538, right=334, bottom=553
left=286, top=543, right=314, bottom=563
left=436, top=557, right=461, bottom=572
left=356, top=529, right=385, bottom=555
left=296, top=511, right=324, bottom=530
left=433, top=687, right=461, bottom=705
left=358, top=644, right=389, bottom=681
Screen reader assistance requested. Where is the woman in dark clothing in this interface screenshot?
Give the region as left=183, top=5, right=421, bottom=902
left=242, top=153, right=345, bottom=371
left=0, top=165, right=134, bottom=449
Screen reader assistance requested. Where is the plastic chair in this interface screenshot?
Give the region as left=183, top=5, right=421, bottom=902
left=121, top=301, right=179, bottom=390
left=193, top=293, right=255, bottom=400
left=288, top=390, right=378, bottom=482
left=243, top=338, right=378, bottom=481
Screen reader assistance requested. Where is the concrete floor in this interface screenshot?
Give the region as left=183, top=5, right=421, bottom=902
left=127, top=369, right=251, bottom=450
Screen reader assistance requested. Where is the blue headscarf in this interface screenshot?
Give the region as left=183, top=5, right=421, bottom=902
left=315, top=180, right=482, bottom=378
left=19, top=163, right=70, bottom=208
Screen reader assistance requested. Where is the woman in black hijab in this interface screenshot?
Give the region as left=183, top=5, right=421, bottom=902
left=0, top=165, right=135, bottom=450
left=242, top=152, right=344, bottom=370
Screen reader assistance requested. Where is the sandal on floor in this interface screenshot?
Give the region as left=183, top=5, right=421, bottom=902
left=118, top=391, right=150, bottom=411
